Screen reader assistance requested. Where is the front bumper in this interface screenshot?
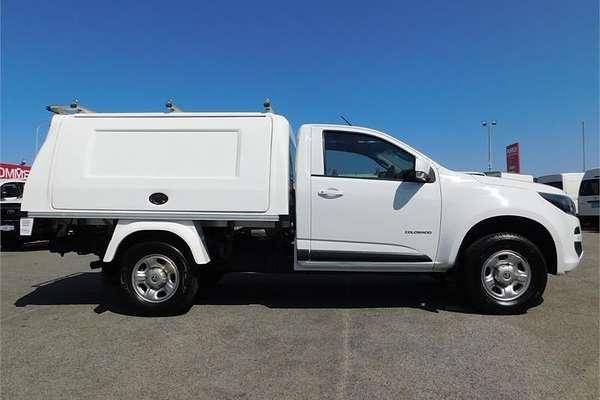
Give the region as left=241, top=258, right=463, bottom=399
left=556, top=217, right=583, bottom=274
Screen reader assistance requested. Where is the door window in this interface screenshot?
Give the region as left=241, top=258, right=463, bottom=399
left=323, top=131, right=415, bottom=180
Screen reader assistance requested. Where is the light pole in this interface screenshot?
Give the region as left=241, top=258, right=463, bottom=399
left=582, top=121, right=586, bottom=171
left=481, top=120, right=497, bottom=171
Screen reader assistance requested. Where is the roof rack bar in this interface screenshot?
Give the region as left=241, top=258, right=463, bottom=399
left=263, top=98, right=273, bottom=113
left=46, top=100, right=95, bottom=115
left=165, top=99, right=182, bottom=113
left=46, top=105, right=71, bottom=114
left=70, top=100, right=95, bottom=113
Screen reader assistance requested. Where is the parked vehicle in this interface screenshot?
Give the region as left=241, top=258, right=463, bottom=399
left=578, top=168, right=599, bottom=229
left=1, top=179, right=26, bottom=249
left=21, top=106, right=583, bottom=315
left=485, top=171, right=535, bottom=183
left=1, top=179, right=51, bottom=249
left=537, top=173, right=584, bottom=213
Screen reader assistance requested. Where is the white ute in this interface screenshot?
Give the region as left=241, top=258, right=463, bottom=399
left=21, top=104, right=583, bottom=314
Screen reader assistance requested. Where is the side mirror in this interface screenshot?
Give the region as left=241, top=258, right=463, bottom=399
left=414, top=158, right=434, bottom=183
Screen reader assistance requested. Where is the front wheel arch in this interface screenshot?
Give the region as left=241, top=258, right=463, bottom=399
left=454, top=216, right=557, bottom=275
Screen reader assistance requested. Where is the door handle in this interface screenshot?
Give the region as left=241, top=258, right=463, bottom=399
left=318, top=188, right=344, bottom=198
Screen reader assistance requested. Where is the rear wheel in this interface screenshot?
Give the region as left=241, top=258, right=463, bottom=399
left=462, top=233, right=547, bottom=314
left=119, top=242, right=198, bottom=315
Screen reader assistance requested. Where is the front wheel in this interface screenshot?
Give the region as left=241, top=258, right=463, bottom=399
left=462, top=233, right=547, bottom=314
left=119, top=242, right=199, bottom=315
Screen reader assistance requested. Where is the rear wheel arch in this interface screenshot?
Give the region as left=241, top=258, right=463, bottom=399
left=111, top=230, right=197, bottom=267
left=103, top=221, right=211, bottom=265
left=455, top=216, right=557, bottom=275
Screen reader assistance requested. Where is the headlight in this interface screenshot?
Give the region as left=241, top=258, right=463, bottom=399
left=539, top=192, right=576, bottom=216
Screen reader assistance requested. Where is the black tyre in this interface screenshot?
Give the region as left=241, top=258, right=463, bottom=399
left=119, top=241, right=199, bottom=315
left=100, top=263, right=120, bottom=285
left=197, top=269, right=226, bottom=287
left=462, top=233, right=547, bottom=314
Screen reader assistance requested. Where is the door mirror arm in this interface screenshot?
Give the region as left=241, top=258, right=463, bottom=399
left=413, top=158, right=435, bottom=183
left=413, top=170, right=432, bottom=183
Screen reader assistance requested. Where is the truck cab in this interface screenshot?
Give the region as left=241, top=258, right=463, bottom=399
left=294, top=125, right=440, bottom=271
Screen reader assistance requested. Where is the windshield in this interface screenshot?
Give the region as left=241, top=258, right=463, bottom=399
left=1, top=182, right=23, bottom=199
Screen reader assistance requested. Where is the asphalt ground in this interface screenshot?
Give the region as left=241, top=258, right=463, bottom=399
left=1, top=233, right=598, bottom=400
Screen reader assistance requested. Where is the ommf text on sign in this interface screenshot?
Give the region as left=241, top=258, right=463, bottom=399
left=0, top=163, right=31, bottom=180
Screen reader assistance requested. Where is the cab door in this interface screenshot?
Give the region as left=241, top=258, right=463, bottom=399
left=298, top=127, right=441, bottom=271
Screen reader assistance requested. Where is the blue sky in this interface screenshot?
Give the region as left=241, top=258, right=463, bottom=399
left=1, top=0, right=598, bottom=175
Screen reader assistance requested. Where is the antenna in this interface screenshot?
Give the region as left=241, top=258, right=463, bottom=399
left=166, top=99, right=182, bottom=113
left=340, top=115, right=352, bottom=126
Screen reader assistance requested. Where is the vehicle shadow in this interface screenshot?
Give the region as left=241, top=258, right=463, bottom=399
left=0, top=241, right=49, bottom=252
left=14, top=271, right=537, bottom=317
left=198, top=273, right=466, bottom=312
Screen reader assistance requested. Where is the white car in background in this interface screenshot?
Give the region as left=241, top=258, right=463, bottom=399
left=537, top=173, right=584, bottom=213
left=485, top=171, right=535, bottom=183
left=0, top=179, right=26, bottom=249
left=578, top=168, right=600, bottom=229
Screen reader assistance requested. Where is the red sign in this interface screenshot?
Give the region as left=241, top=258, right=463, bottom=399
left=506, top=143, right=520, bottom=173
left=0, top=163, right=31, bottom=180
